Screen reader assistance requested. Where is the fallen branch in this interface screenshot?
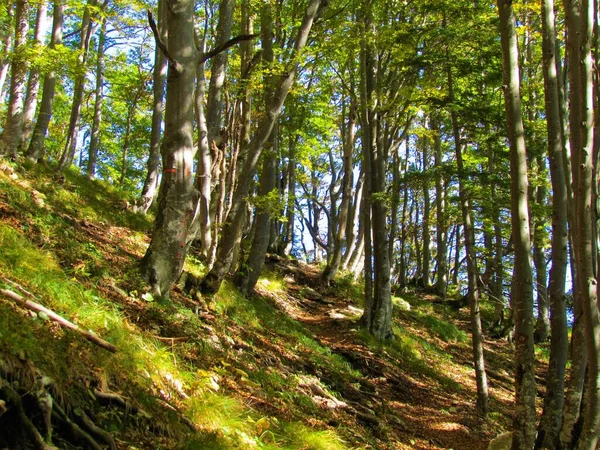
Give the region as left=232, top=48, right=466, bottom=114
left=94, top=390, right=144, bottom=416
left=0, top=287, right=118, bottom=353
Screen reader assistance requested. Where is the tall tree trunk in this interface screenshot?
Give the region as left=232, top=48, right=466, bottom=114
left=135, top=0, right=167, bottom=214
left=536, top=0, right=569, bottom=447
left=0, top=2, right=13, bottom=106
left=433, top=114, right=447, bottom=298
left=446, top=27, right=488, bottom=415
left=569, top=0, right=600, bottom=447
left=421, top=125, right=431, bottom=287
left=0, top=0, right=29, bottom=158
left=200, top=0, right=322, bottom=294
left=236, top=1, right=277, bottom=294
left=86, top=19, right=106, bottom=178
left=20, top=1, right=47, bottom=150
left=533, top=156, right=550, bottom=343
left=57, top=0, right=100, bottom=171
left=497, top=0, right=536, bottom=446
left=27, top=0, right=64, bottom=162
left=280, top=133, right=298, bottom=256
left=322, top=97, right=355, bottom=283
left=141, top=0, right=198, bottom=298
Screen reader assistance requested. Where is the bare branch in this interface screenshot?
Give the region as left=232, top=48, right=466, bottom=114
left=199, top=34, right=259, bottom=64
left=147, top=10, right=182, bottom=73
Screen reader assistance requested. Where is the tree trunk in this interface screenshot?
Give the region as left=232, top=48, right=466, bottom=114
left=57, top=0, right=99, bottom=171
left=0, top=0, right=29, bottom=158
left=26, top=0, right=64, bottom=162
left=322, top=97, right=355, bottom=283
left=569, top=0, right=600, bottom=447
left=0, top=3, right=13, bottom=106
left=200, top=0, right=322, bottom=294
left=446, top=26, right=488, bottom=415
left=20, top=1, right=47, bottom=150
left=141, top=0, right=198, bottom=298
left=497, top=0, right=536, bottom=446
left=86, top=19, right=106, bottom=178
left=533, top=155, right=550, bottom=343
left=432, top=115, right=447, bottom=298
left=535, top=0, right=569, bottom=446
left=421, top=124, right=431, bottom=287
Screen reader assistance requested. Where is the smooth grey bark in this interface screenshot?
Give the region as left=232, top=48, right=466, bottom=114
left=20, top=1, right=47, bottom=150
left=446, top=27, right=488, bottom=415
left=358, top=2, right=392, bottom=340
left=57, top=0, right=99, bottom=171
left=237, top=1, right=277, bottom=294
left=141, top=0, right=198, bottom=298
left=200, top=0, right=322, bottom=294
left=86, top=19, right=106, bottom=178
left=497, top=0, right=536, bottom=446
left=322, top=97, right=355, bottom=282
left=280, top=133, right=298, bottom=256
left=421, top=125, right=431, bottom=287
left=533, top=156, right=550, bottom=343
left=0, top=0, right=28, bottom=158
left=433, top=115, right=447, bottom=297
left=343, top=172, right=364, bottom=272
left=569, top=0, right=600, bottom=447
left=0, top=3, right=13, bottom=106
left=27, top=0, right=64, bottom=162
left=136, top=0, right=167, bottom=214
left=535, top=0, right=569, bottom=446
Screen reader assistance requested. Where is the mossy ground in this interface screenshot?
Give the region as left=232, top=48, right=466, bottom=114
left=0, top=160, right=535, bottom=449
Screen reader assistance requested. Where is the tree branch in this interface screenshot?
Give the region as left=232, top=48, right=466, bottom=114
left=0, top=287, right=118, bottom=353
left=147, top=10, right=182, bottom=73
left=199, top=34, right=259, bottom=64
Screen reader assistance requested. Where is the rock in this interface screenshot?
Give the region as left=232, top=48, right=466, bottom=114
left=303, top=287, right=323, bottom=301
left=487, top=432, right=512, bottom=450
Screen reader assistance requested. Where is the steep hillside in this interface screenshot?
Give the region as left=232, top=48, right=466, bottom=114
left=0, top=162, right=531, bottom=449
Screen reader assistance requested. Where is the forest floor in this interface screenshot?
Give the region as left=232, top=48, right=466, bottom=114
left=0, top=161, right=548, bottom=449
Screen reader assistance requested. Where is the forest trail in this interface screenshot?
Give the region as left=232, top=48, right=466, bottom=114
left=0, top=165, right=523, bottom=449
left=253, top=258, right=515, bottom=449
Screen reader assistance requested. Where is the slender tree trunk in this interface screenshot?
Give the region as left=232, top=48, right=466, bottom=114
left=135, top=0, right=167, bottom=214
left=236, top=1, right=277, bottom=294
left=497, top=0, right=536, bottom=446
left=433, top=115, right=447, bottom=297
left=200, top=0, right=322, bottom=294
left=57, top=0, right=99, bottom=171
left=141, top=0, right=198, bottom=298
left=569, top=0, right=600, bottom=447
left=86, top=19, right=106, bottom=178
left=0, top=3, right=13, bottom=106
left=323, top=98, right=355, bottom=283
left=536, top=0, right=569, bottom=447
left=280, top=134, right=298, bottom=256
left=27, top=0, right=64, bottom=162
left=533, top=156, right=550, bottom=343
left=20, top=1, right=47, bottom=151
left=446, top=28, right=488, bottom=415
left=0, top=0, right=29, bottom=158
left=421, top=125, right=431, bottom=287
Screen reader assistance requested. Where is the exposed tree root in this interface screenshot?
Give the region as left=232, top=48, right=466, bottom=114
left=0, top=380, right=54, bottom=450
left=52, top=403, right=103, bottom=450
left=74, top=407, right=117, bottom=450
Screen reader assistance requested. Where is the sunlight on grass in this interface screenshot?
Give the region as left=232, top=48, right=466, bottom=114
left=257, top=271, right=286, bottom=293
left=279, top=423, right=347, bottom=450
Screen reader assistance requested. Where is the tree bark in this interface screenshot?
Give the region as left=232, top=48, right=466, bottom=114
left=433, top=115, right=447, bottom=297
left=20, top=1, right=47, bottom=151
left=141, top=0, right=199, bottom=298
left=200, top=0, right=322, bottom=294
left=86, top=19, right=106, bottom=178
left=27, top=0, right=64, bottom=162
left=497, top=0, right=536, bottom=446
left=57, top=0, right=100, bottom=171
left=535, top=0, right=569, bottom=446
left=0, top=0, right=29, bottom=158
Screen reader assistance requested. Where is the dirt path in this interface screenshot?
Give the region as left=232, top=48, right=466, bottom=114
left=268, top=262, right=496, bottom=449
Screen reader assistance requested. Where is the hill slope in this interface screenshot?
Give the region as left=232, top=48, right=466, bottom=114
left=0, top=162, right=524, bottom=449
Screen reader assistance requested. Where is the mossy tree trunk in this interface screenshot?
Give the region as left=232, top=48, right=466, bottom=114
left=141, top=0, right=198, bottom=298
